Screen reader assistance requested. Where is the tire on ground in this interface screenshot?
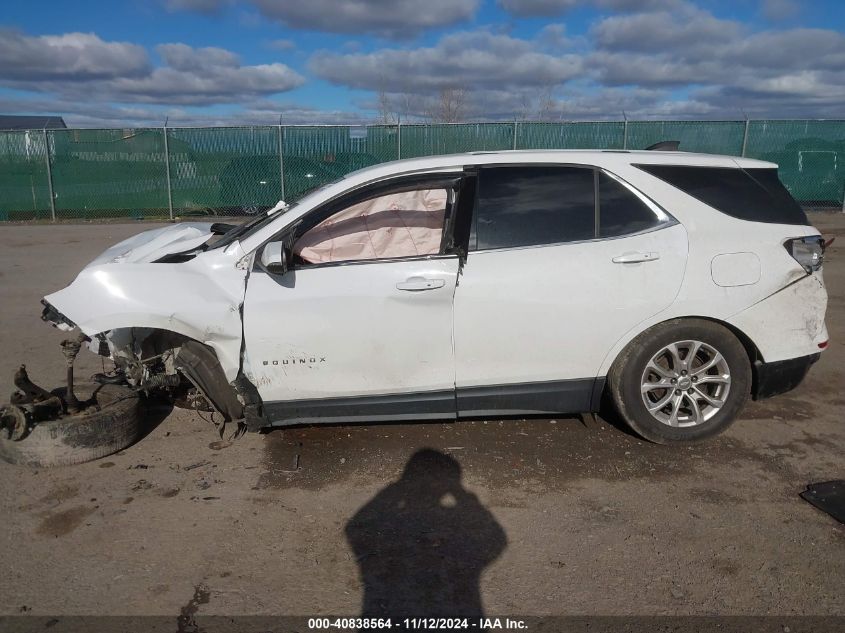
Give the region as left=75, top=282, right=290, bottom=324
left=608, top=318, right=751, bottom=444
left=0, top=382, right=142, bottom=467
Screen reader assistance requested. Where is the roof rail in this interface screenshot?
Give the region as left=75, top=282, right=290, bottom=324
left=645, top=140, right=681, bottom=151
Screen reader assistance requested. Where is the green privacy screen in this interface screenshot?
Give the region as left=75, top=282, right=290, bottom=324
left=0, top=120, right=842, bottom=220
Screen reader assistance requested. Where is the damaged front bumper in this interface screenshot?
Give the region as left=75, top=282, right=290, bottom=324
left=41, top=299, right=78, bottom=332
left=40, top=300, right=265, bottom=433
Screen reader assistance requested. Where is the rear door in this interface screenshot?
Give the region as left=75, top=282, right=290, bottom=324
left=453, top=165, right=688, bottom=416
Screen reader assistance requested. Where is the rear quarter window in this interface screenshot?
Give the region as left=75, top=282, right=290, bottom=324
left=599, top=172, right=665, bottom=238
left=635, top=164, right=809, bottom=225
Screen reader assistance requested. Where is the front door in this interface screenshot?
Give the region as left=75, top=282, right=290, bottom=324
left=243, top=178, right=463, bottom=424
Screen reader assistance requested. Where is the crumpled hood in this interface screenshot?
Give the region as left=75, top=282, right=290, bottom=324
left=86, top=222, right=215, bottom=267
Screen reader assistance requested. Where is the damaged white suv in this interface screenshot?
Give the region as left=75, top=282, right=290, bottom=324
left=35, top=150, right=829, bottom=448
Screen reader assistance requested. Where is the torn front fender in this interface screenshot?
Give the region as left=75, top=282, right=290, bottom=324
left=42, top=241, right=250, bottom=382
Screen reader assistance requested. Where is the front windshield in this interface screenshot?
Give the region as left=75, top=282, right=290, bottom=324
left=207, top=177, right=343, bottom=250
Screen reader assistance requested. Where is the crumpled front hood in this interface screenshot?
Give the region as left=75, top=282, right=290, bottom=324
left=86, top=222, right=215, bottom=267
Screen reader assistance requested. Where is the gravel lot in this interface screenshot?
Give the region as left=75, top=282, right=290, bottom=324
left=0, top=216, right=843, bottom=617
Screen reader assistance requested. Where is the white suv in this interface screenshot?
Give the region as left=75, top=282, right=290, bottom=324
left=42, top=150, right=828, bottom=444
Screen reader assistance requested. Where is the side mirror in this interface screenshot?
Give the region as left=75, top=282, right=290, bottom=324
left=260, top=241, right=288, bottom=275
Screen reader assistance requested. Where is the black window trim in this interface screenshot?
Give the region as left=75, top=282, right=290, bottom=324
left=467, top=162, right=678, bottom=255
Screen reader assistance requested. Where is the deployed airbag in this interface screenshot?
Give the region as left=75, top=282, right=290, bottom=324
left=295, top=189, right=447, bottom=264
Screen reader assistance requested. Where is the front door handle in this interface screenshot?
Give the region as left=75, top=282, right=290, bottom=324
left=396, top=276, right=446, bottom=291
left=612, top=251, right=660, bottom=264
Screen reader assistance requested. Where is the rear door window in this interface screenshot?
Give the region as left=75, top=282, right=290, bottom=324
left=472, top=166, right=595, bottom=250
left=635, top=164, right=809, bottom=225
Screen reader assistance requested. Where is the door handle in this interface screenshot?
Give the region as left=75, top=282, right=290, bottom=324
left=612, top=251, right=660, bottom=264
left=396, top=276, right=446, bottom=291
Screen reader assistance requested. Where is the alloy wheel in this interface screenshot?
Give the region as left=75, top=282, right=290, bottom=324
left=640, top=340, right=731, bottom=427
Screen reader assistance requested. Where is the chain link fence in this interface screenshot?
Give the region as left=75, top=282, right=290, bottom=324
left=1, top=119, right=842, bottom=221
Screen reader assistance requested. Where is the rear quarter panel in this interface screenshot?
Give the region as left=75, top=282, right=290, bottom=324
left=595, top=163, right=824, bottom=374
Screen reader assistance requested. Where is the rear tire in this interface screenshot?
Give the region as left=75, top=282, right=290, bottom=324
left=608, top=319, right=751, bottom=444
left=0, top=382, right=142, bottom=467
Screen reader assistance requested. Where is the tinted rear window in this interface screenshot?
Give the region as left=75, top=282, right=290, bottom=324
left=472, top=166, right=595, bottom=250
left=599, top=172, right=663, bottom=238
left=635, top=165, right=809, bottom=225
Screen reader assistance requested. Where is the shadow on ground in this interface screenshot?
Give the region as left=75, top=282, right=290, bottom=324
left=346, top=449, right=506, bottom=618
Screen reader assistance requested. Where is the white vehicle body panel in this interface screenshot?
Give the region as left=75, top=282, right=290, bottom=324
left=44, top=228, right=248, bottom=381
left=454, top=223, right=688, bottom=387
left=243, top=257, right=459, bottom=401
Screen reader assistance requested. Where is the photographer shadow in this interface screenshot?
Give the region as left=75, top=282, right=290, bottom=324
left=346, top=448, right=507, bottom=619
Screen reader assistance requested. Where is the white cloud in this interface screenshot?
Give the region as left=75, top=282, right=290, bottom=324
left=3, top=3, right=844, bottom=126
left=310, top=30, right=584, bottom=95
left=497, top=0, right=681, bottom=17
left=162, top=0, right=231, bottom=14
left=760, top=0, right=799, bottom=21
left=0, top=30, right=149, bottom=81
left=0, top=35, right=305, bottom=107
left=266, top=39, right=297, bottom=51
left=107, top=44, right=306, bottom=104
left=251, top=0, right=480, bottom=38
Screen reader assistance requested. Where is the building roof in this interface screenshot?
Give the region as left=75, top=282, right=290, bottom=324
left=0, top=115, right=67, bottom=130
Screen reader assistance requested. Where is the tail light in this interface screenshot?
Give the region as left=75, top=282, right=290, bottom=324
left=785, top=236, right=825, bottom=273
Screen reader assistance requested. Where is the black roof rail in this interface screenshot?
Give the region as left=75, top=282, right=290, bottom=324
left=645, top=140, right=681, bottom=151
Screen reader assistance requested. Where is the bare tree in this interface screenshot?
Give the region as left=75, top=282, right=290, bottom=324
left=535, top=86, right=556, bottom=121
left=377, top=89, right=397, bottom=125
left=516, top=86, right=557, bottom=121
left=425, top=88, right=467, bottom=123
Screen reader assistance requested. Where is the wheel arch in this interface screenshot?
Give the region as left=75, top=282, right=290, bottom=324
left=601, top=315, right=755, bottom=443
left=601, top=314, right=763, bottom=381
left=91, top=326, right=253, bottom=424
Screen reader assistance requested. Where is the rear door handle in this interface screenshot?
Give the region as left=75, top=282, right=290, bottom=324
left=396, top=276, right=446, bottom=291
left=612, top=251, right=660, bottom=264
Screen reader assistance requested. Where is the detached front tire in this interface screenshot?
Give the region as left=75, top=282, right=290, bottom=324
left=0, top=382, right=142, bottom=467
left=608, top=319, right=751, bottom=444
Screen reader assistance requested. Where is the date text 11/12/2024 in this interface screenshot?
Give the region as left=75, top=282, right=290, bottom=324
left=308, top=618, right=528, bottom=629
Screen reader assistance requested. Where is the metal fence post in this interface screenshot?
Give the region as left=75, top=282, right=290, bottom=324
left=397, top=119, right=402, bottom=160
left=162, top=126, right=174, bottom=220
left=42, top=129, right=56, bottom=221
left=513, top=120, right=518, bottom=150
left=741, top=118, right=750, bottom=157
left=277, top=124, right=286, bottom=202
left=622, top=118, right=629, bottom=150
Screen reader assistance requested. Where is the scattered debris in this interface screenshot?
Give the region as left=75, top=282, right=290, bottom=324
left=800, top=480, right=845, bottom=524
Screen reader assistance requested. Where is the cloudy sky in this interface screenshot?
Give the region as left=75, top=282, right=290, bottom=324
left=1, top=0, right=843, bottom=127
